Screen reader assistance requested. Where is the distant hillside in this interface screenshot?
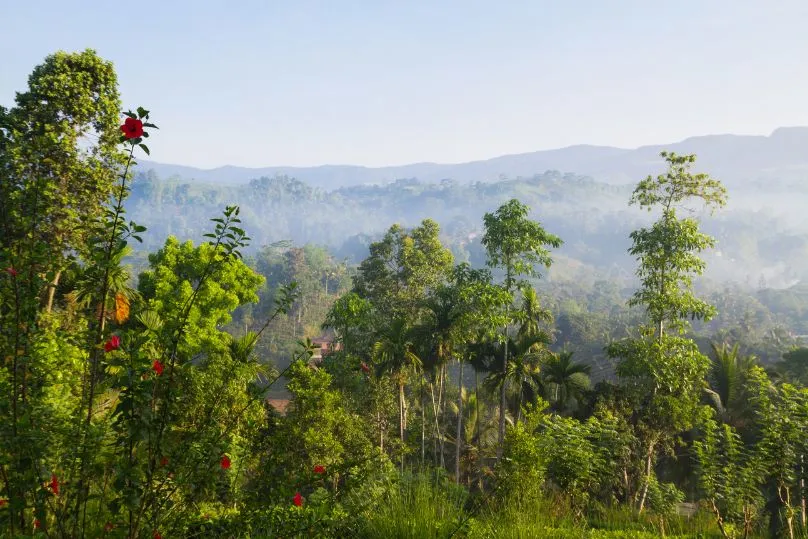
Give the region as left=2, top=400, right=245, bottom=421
left=135, top=127, right=808, bottom=188
left=125, top=167, right=808, bottom=290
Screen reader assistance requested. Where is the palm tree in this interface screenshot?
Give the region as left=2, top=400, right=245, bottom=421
left=417, top=285, right=464, bottom=468
left=704, top=342, right=757, bottom=427
left=446, top=387, right=502, bottom=487
left=484, top=332, right=552, bottom=423
left=541, top=350, right=591, bottom=414
left=373, top=318, right=422, bottom=456
left=516, top=285, right=553, bottom=339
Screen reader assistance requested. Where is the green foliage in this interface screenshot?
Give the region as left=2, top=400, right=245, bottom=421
left=694, top=416, right=765, bottom=538
left=323, top=291, right=373, bottom=356
left=773, top=347, right=808, bottom=387
left=498, top=403, right=549, bottom=506
left=4, top=49, right=808, bottom=539
left=353, top=219, right=453, bottom=320
left=627, top=152, right=727, bottom=337
left=250, top=356, right=376, bottom=502
left=355, top=472, right=468, bottom=539
left=482, top=198, right=562, bottom=458
left=137, top=235, right=264, bottom=357
left=0, top=49, right=125, bottom=272
left=482, top=198, right=563, bottom=292
left=179, top=503, right=353, bottom=538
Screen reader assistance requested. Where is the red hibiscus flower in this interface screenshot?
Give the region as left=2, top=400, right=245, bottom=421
left=152, top=531, right=162, bottom=539
left=5, top=267, right=18, bottom=277
left=313, top=465, right=326, bottom=474
left=121, top=117, right=144, bottom=139
left=159, top=456, right=169, bottom=467
left=49, top=473, right=59, bottom=496
left=104, top=335, right=121, bottom=353
left=104, top=522, right=114, bottom=532
left=0, top=499, right=7, bottom=507
left=34, top=519, right=41, bottom=529
left=152, top=360, right=164, bottom=376
left=293, top=491, right=303, bottom=507
left=220, top=455, right=231, bottom=470
left=360, top=362, right=370, bottom=374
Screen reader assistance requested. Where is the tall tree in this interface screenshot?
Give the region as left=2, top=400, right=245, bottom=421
left=609, top=151, right=727, bottom=513
left=372, top=317, right=422, bottom=464
left=0, top=49, right=125, bottom=310
left=352, top=219, right=453, bottom=321
left=627, top=151, right=727, bottom=340
left=481, top=199, right=562, bottom=459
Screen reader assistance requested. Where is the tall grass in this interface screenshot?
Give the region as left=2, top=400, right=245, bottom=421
left=355, top=471, right=468, bottom=539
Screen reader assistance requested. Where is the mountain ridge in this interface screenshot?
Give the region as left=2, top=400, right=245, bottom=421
left=135, top=127, right=808, bottom=189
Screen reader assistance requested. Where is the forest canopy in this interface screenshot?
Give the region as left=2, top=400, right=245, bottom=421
left=1, top=49, right=808, bottom=539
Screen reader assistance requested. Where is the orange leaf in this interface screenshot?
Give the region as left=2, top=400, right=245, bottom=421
left=114, top=292, right=130, bottom=324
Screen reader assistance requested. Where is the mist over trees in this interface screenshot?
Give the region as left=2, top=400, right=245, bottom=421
left=4, top=49, right=808, bottom=538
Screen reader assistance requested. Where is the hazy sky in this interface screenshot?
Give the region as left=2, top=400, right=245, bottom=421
left=2, top=1, right=807, bottom=168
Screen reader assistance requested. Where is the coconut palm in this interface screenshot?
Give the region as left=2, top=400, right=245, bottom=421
left=541, top=350, right=591, bottom=414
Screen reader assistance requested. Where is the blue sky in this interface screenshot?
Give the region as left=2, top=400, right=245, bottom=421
left=2, top=1, right=807, bottom=168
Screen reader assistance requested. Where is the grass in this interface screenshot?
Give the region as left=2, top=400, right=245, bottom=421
left=354, top=471, right=469, bottom=539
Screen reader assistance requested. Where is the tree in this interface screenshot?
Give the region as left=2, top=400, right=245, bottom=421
left=481, top=199, right=562, bottom=459
left=484, top=333, right=552, bottom=424
left=694, top=415, right=766, bottom=539
left=627, top=152, right=727, bottom=340
left=137, top=236, right=265, bottom=359
left=323, top=292, right=373, bottom=357
left=250, top=351, right=374, bottom=503
left=417, top=280, right=464, bottom=468
left=773, top=347, right=808, bottom=387
left=515, top=285, right=553, bottom=339
left=448, top=264, right=510, bottom=483
left=372, top=317, right=422, bottom=461
left=703, top=342, right=758, bottom=428
left=0, top=49, right=125, bottom=311
left=352, top=219, right=453, bottom=321
left=754, top=381, right=808, bottom=539
left=541, top=351, right=591, bottom=414
left=609, top=152, right=727, bottom=513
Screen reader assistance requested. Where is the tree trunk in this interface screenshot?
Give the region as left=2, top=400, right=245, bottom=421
left=801, top=455, right=806, bottom=530
left=438, top=364, right=446, bottom=468
left=45, top=270, right=61, bottom=312
left=623, top=467, right=631, bottom=505
left=779, top=484, right=795, bottom=539
left=475, top=370, right=480, bottom=447
left=429, top=379, right=443, bottom=467
left=497, top=324, right=509, bottom=461
left=709, top=499, right=730, bottom=539
left=516, top=384, right=523, bottom=424
left=421, top=378, right=426, bottom=467
left=637, top=439, right=656, bottom=514
left=455, top=359, right=464, bottom=484
left=399, top=381, right=406, bottom=471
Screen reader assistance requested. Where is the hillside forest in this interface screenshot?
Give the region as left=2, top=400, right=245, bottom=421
left=2, top=50, right=808, bottom=538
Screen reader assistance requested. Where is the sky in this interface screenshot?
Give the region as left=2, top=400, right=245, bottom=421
left=2, top=0, right=807, bottom=169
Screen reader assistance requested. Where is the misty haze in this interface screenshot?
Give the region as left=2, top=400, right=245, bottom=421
left=2, top=2, right=808, bottom=538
